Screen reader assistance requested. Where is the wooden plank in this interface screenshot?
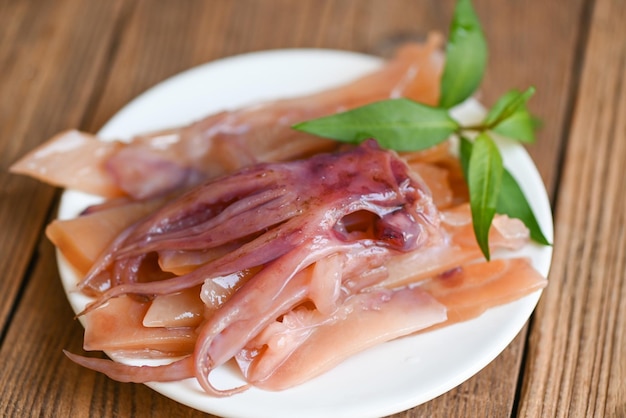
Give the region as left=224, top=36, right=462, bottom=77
left=0, top=0, right=586, bottom=417
left=518, top=0, right=626, bottom=416
left=84, top=0, right=457, bottom=133
left=0, top=0, right=128, bottom=334
left=476, top=0, right=589, bottom=195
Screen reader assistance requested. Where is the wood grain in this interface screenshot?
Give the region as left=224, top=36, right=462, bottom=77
left=0, top=0, right=127, bottom=335
left=477, top=0, right=589, bottom=195
left=3, top=0, right=622, bottom=417
left=518, top=0, right=626, bottom=416
left=84, top=0, right=456, bottom=133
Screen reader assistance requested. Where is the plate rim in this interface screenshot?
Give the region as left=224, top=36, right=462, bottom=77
left=56, top=48, right=553, bottom=418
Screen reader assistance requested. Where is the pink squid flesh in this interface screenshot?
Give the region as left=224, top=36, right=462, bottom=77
left=76, top=140, right=439, bottom=307
left=10, top=38, right=443, bottom=199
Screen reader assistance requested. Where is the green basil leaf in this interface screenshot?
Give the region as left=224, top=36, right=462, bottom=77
left=492, top=107, right=537, bottom=143
left=293, top=98, right=459, bottom=151
left=467, top=133, right=503, bottom=260
left=459, top=136, right=550, bottom=246
left=484, top=87, right=535, bottom=127
left=439, top=0, right=488, bottom=109
left=497, top=169, right=551, bottom=245
left=459, top=135, right=473, bottom=178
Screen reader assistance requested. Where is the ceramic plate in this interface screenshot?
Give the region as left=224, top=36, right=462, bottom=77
left=57, top=49, right=553, bottom=418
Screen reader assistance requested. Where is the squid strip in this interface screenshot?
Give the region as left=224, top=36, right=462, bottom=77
left=7, top=36, right=550, bottom=396
left=10, top=37, right=443, bottom=199
left=78, top=141, right=436, bottom=312
left=63, top=351, right=195, bottom=383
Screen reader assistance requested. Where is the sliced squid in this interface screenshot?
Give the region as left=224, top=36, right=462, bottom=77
left=10, top=37, right=443, bottom=199
left=58, top=141, right=546, bottom=395
left=9, top=37, right=548, bottom=397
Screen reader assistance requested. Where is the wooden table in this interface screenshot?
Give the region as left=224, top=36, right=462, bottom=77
left=1, top=1, right=624, bottom=417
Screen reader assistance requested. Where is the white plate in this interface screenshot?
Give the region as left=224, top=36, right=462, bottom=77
left=57, top=49, right=553, bottom=418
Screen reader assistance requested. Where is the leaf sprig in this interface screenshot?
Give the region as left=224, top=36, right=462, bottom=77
left=293, top=0, right=550, bottom=260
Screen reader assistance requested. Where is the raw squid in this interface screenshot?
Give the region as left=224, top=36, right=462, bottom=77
left=56, top=141, right=546, bottom=395
left=10, top=36, right=443, bottom=199
left=238, top=257, right=545, bottom=391
left=10, top=38, right=548, bottom=396
left=77, top=140, right=439, bottom=311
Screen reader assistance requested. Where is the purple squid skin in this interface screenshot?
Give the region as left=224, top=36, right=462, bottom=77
left=72, top=140, right=443, bottom=393
left=79, top=140, right=438, bottom=303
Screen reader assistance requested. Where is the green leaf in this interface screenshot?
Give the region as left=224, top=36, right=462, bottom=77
left=492, top=107, right=537, bottom=143
left=461, top=136, right=550, bottom=246
left=483, top=87, right=537, bottom=142
left=497, top=169, right=551, bottom=245
left=467, top=133, right=503, bottom=260
left=439, top=0, right=488, bottom=109
left=484, top=87, right=535, bottom=127
left=459, top=135, right=473, bottom=178
left=293, top=98, right=459, bottom=151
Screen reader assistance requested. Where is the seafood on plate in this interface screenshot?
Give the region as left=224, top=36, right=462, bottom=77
left=11, top=36, right=443, bottom=200
left=10, top=38, right=547, bottom=396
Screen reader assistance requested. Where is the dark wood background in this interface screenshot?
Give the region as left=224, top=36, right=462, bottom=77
left=1, top=1, right=624, bottom=416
